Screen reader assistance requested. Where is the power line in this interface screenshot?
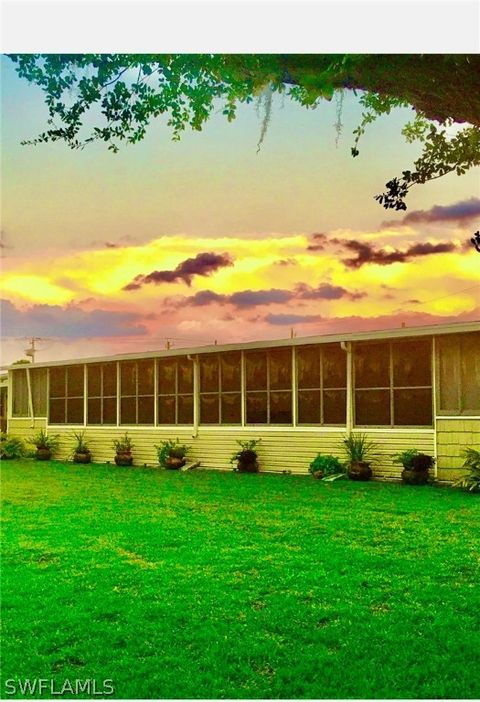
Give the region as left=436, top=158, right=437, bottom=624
left=407, top=283, right=479, bottom=307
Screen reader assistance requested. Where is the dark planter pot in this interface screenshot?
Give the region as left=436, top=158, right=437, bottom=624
left=312, top=470, right=324, bottom=480
left=74, top=452, right=91, bottom=464
left=348, top=461, right=372, bottom=481
left=237, top=460, right=259, bottom=473
left=36, top=448, right=52, bottom=461
left=412, top=454, right=434, bottom=471
left=115, top=452, right=133, bottom=466
left=165, top=456, right=185, bottom=470
left=401, top=467, right=429, bottom=485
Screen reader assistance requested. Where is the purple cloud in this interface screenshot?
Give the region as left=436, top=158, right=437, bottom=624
left=265, top=307, right=480, bottom=329
left=295, top=283, right=366, bottom=301
left=1, top=299, right=147, bottom=338
left=383, top=197, right=480, bottom=227
left=170, top=282, right=365, bottom=310
left=306, top=233, right=329, bottom=251
left=265, top=313, right=323, bottom=325
left=124, top=252, right=234, bottom=291
left=229, top=289, right=293, bottom=308
left=339, top=239, right=456, bottom=269
left=186, top=290, right=228, bottom=306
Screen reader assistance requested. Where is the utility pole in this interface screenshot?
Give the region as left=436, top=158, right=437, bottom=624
left=23, top=337, right=46, bottom=363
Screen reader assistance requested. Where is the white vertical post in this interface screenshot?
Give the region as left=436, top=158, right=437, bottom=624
left=7, top=371, right=13, bottom=422
left=26, top=366, right=35, bottom=429
left=46, top=368, right=50, bottom=426
left=83, top=365, right=87, bottom=427
left=154, top=358, right=158, bottom=427
left=193, top=355, right=199, bottom=437
left=432, top=336, right=438, bottom=479
left=345, top=341, right=353, bottom=433
left=116, top=362, right=120, bottom=427
left=292, top=346, right=297, bottom=428
left=241, top=351, right=246, bottom=427
left=389, top=342, right=394, bottom=428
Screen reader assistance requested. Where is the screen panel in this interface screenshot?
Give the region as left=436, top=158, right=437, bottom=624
left=297, top=347, right=320, bottom=390
left=246, top=352, right=267, bottom=391
left=12, top=369, right=29, bottom=417
left=394, top=388, right=432, bottom=426
left=269, top=349, right=292, bottom=390
left=355, top=343, right=390, bottom=389
left=355, top=389, right=390, bottom=425
left=393, top=339, right=431, bottom=387
left=246, top=392, right=267, bottom=424
left=323, top=345, right=347, bottom=388
left=324, top=389, right=347, bottom=424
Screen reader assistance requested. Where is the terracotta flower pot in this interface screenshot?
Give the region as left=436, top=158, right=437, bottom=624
left=36, top=448, right=52, bottom=461
left=74, top=452, right=91, bottom=464
left=348, top=461, right=372, bottom=481
left=165, top=456, right=185, bottom=470
left=115, top=452, right=133, bottom=466
left=312, top=470, right=324, bottom=480
left=401, top=467, right=429, bottom=485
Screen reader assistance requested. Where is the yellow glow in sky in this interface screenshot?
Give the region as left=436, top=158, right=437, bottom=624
left=2, top=275, right=74, bottom=304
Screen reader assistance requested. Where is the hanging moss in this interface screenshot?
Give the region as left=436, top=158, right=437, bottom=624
left=7, top=53, right=480, bottom=209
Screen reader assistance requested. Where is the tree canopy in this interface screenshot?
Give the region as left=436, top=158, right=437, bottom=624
left=8, top=54, right=480, bottom=210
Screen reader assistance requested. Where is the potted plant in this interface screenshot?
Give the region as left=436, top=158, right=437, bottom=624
left=72, top=431, right=92, bottom=464
left=29, top=429, right=60, bottom=461
left=113, top=433, right=134, bottom=466
left=155, top=438, right=191, bottom=470
left=230, top=439, right=261, bottom=473
left=0, top=433, right=25, bottom=460
left=393, top=448, right=433, bottom=485
left=453, top=448, right=480, bottom=493
left=341, top=433, right=379, bottom=481
left=308, top=454, right=345, bottom=480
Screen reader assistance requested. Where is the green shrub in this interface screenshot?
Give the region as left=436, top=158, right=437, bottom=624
left=0, top=433, right=26, bottom=460
left=454, top=448, right=480, bottom=493
left=29, top=429, right=60, bottom=452
left=113, top=433, right=134, bottom=454
left=72, top=431, right=91, bottom=454
left=230, top=438, right=261, bottom=465
left=155, top=438, right=191, bottom=467
left=392, top=448, right=420, bottom=469
left=341, top=433, right=379, bottom=463
left=309, top=454, right=345, bottom=476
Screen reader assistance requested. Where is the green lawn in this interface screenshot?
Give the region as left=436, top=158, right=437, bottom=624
left=1, top=460, right=479, bottom=699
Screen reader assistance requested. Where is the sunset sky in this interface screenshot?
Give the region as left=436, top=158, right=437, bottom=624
left=1, top=55, right=479, bottom=366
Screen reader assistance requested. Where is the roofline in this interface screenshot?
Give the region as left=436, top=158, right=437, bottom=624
left=4, top=320, right=479, bottom=370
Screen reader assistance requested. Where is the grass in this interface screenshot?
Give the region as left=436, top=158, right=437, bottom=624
left=1, top=460, right=479, bottom=699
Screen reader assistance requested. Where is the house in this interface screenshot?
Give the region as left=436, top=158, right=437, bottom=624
left=6, top=321, right=479, bottom=481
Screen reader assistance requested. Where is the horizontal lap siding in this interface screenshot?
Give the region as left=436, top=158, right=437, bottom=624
left=41, top=426, right=194, bottom=466
left=190, top=431, right=343, bottom=473
left=190, top=431, right=435, bottom=478
left=360, top=432, right=435, bottom=479
left=7, top=420, right=434, bottom=478
left=8, top=418, right=47, bottom=433
left=436, top=418, right=480, bottom=481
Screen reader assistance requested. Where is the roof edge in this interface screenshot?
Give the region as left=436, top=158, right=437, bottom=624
left=4, top=320, right=479, bottom=370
